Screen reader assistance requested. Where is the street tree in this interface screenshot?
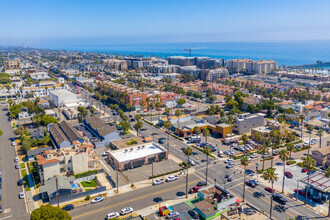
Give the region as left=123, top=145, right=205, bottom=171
left=262, top=168, right=278, bottom=220
left=299, top=114, right=305, bottom=140
left=202, top=128, right=210, bottom=145
left=307, top=125, right=313, bottom=156
left=279, top=149, right=289, bottom=193
left=241, top=157, right=249, bottom=202
left=174, top=109, right=183, bottom=136
left=133, top=121, right=143, bottom=137
left=184, top=146, right=192, bottom=198
left=302, top=156, right=316, bottom=205
left=30, top=204, right=72, bottom=220
left=77, top=106, right=88, bottom=122
left=164, top=120, right=172, bottom=153
left=317, top=129, right=323, bottom=149
left=203, top=146, right=211, bottom=185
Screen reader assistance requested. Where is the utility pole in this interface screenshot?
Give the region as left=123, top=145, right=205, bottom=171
left=151, top=161, right=154, bottom=183
left=56, top=176, right=59, bottom=207
left=116, top=169, right=119, bottom=193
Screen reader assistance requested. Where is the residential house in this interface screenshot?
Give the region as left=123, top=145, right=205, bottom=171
left=39, top=176, right=75, bottom=203
left=311, top=146, right=330, bottom=166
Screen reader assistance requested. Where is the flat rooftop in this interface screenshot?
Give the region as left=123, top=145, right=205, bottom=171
left=110, top=143, right=166, bottom=163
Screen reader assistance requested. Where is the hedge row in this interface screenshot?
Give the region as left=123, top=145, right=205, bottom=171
left=73, top=170, right=99, bottom=178
left=191, top=145, right=216, bottom=158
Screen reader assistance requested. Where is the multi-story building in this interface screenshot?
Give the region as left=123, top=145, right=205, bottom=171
left=49, top=90, right=77, bottom=106
left=167, top=56, right=195, bottom=66
left=203, top=68, right=229, bottom=81
left=226, top=58, right=277, bottom=74
left=30, top=71, right=50, bottom=80
left=103, top=59, right=128, bottom=71
left=36, top=144, right=99, bottom=184
left=20, top=81, right=68, bottom=98
left=3, top=59, right=21, bottom=70
left=233, top=113, right=266, bottom=134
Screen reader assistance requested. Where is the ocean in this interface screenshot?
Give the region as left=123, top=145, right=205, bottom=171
left=44, top=41, right=330, bottom=67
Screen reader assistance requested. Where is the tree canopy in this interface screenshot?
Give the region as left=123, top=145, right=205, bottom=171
left=30, top=204, right=72, bottom=220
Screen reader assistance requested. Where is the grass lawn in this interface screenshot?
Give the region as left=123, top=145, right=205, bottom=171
left=20, top=163, right=26, bottom=169
left=80, top=179, right=97, bottom=188
left=85, top=189, right=93, bottom=191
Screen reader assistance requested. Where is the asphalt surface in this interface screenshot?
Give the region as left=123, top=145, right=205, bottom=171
left=0, top=102, right=28, bottom=219
left=69, top=175, right=201, bottom=220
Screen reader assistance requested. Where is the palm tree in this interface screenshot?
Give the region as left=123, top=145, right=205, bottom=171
left=165, top=107, right=171, bottom=120
left=164, top=120, right=172, bottom=153
left=260, top=143, right=269, bottom=171
left=262, top=168, right=279, bottom=219
left=135, top=114, right=141, bottom=122
left=184, top=146, right=192, bottom=198
left=174, top=109, right=183, bottom=136
left=7, top=98, right=14, bottom=106
left=279, top=149, right=289, bottom=193
left=241, top=157, right=248, bottom=202
left=202, top=128, right=210, bottom=145
left=133, top=121, right=143, bottom=137
left=302, top=156, right=316, bottom=205
left=269, top=130, right=279, bottom=168
left=203, top=146, right=211, bottom=185
left=317, top=129, right=323, bottom=148
left=240, top=133, right=248, bottom=145
left=254, top=132, right=263, bottom=164
left=299, top=114, right=305, bottom=140
left=307, top=125, right=313, bottom=156
left=146, top=97, right=150, bottom=111
left=286, top=143, right=294, bottom=163
left=193, top=126, right=201, bottom=142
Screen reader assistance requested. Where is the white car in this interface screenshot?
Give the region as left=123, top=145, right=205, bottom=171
left=189, top=159, right=196, bottom=166
left=224, top=159, right=234, bottom=164
left=166, top=211, right=179, bottom=219
left=166, top=175, right=178, bottom=182
left=19, top=192, right=25, bottom=199
left=250, top=153, right=258, bottom=158
left=102, top=151, right=110, bottom=156
left=11, top=142, right=16, bottom=146
left=14, top=156, right=19, bottom=162
left=91, top=196, right=104, bottom=204
left=120, top=207, right=133, bottom=215
left=152, top=179, right=165, bottom=186
left=106, top=212, right=120, bottom=219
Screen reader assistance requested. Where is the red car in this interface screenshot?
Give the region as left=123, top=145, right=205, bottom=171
left=265, top=187, right=275, bottom=193
left=301, top=168, right=309, bottom=173
left=294, top=189, right=306, bottom=196
left=189, top=186, right=201, bottom=194
left=285, top=171, right=293, bottom=178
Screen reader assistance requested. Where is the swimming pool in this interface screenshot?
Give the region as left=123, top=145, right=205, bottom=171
left=72, top=184, right=79, bottom=190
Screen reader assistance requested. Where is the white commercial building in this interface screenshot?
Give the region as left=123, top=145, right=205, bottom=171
left=49, top=90, right=77, bottom=106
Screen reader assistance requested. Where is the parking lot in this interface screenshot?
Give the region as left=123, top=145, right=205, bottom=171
left=170, top=202, right=198, bottom=220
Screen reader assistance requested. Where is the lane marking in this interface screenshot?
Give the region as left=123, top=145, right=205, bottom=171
left=73, top=180, right=200, bottom=219
left=0, top=215, right=12, bottom=220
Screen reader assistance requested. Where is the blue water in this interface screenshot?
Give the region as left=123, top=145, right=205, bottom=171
left=44, top=41, right=330, bottom=66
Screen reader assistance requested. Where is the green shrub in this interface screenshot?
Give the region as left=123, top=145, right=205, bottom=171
left=149, top=169, right=180, bottom=179
left=286, top=160, right=296, bottom=165
left=85, top=195, right=90, bottom=200
left=297, top=162, right=303, bottom=167
left=73, top=170, right=98, bottom=178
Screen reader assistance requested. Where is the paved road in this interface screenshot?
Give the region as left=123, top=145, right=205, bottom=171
left=70, top=175, right=201, bottom=220
left=0, top=102, right=29, bottom=219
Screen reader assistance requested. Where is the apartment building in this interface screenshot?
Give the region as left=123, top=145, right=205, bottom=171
left=103, top=59, right=128, bottom=71
left=3, top=59, right=21, bottom=70
left=203, top=68, right=229, bottom=81
left=36, top=145, right=99, bottom=184
left=20, top=81, right=68, bottom=98
left=226, top=58, right=277, bottom=74
left=30, top=71, right=50, bottom=80
left=233, top=113, right=266, bottom=134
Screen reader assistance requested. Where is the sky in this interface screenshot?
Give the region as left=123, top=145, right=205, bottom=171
left=1, top=0, right=330, bottom=47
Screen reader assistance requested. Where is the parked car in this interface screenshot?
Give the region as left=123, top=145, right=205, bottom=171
left=249, top=179, right=259, bottom=185
left=91, top=196, right=104, bottom=204
left=153, top=179, right=165, bottom=186
left=197, top=181, right=207, bottom=186
left=106, top=212, right=120, bottom=219
left=301, top=168, right=309, bottom=173
left=166, top=175, right=178, bottom=182
left=253, top=192, right=265, bottom=197
left=188, top=210, right=199, bottom=219
left=307, top=170, right=315, bottom=175
left=224, top=159, right=233, bottom=164
left=15, top=164, right=20, bottom=169
left=294, top=189, right=306, bottom=196
left=159, top=138, right=165, bottom=144
left=273, top=193, right=287, bottom=205
left=226, top=164, right=234, bottom=169
left=17, top=179, right=24, bottom=186
left=166, top=211, right=179, bottom=219
left=11, top=141, right=16, bottom=146
left=250, top=153, right=258, bottom=158
left=102, top=151, right=110, bottom=156
left=189, top=186, right=201, bottom=193
left=14, top=156, right=19, bottom=162
left=19, top=192, right=25, bottom=199
left=284, top=171, right=293, bottom=178
left=295, top=145, right=302, bottom=149
left=311, top=196, right=325, bottom=204
left=120, top=207, right=134, bottom=215
left=265, top=187, right=275, bottom=193
left=62, top=204, right=74, bottom=211
left=245, top=181, right=256, bottom=188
